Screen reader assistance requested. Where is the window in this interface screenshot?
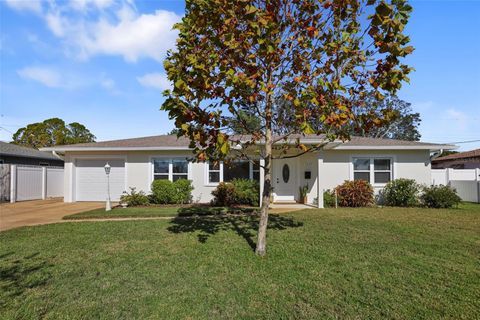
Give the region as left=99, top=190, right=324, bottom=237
left=353, top=157, right=392, bottom=185
left=353, top=158, right=370, bottom=182
left=373, top=159, right=391, bottom=184
left=252, top=161, right=260, bottom=181
left=208, top=162, right=221, bottom=183
left=153, top=158, right=189, bottom=181
left=224, top=161, right=250, bottom=182
left=207, top=160, right=260, bottom=184
left=172, top=159, right=188, bottom=181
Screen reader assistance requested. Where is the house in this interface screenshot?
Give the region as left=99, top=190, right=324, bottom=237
left=432, top=149, right=480, bottom=169
left=41, top=134, right=455, bottom=208
left=0, top=141, right=64, bottom=166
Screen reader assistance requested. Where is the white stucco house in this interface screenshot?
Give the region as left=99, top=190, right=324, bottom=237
left=41, top=134, right=455, bottom=208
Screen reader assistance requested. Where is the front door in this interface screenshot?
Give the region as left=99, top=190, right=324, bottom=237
left=273, top=158, right=296, bottom=202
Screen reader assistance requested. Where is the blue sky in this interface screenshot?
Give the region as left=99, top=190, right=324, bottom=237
left=1, top=0, right=479, bottom=151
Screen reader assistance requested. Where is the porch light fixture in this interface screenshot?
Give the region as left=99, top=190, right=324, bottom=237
left=104, top=162, right=111, bottom=211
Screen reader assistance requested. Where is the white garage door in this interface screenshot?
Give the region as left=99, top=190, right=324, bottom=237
left=76, top=159, right=125, bottom=201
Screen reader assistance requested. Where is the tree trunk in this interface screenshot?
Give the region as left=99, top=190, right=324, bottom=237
left=256, top=128, right=272, bottom=256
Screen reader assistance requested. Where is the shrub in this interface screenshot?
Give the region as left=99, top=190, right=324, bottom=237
left=150, top=180, right=176, bottom=204
left=323, top=190, right=336, bottom=208
left=150, top=179, right=194, bottom=204
left=172, top=179, right=194, bottom=204
left=335, top=180, right=374, bottom=207
left=420, top=185, right=461, bottom=208
left=381, top=178, right=420, bottom=207
left=232, top=179, right=259, bottom=206
left=211, top=182, right=237, bottom=206
left=120, top=187, right=150, bottom=206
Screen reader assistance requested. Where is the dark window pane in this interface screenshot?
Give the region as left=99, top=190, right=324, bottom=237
left=354, top=172, right=370, bottom=182
left=154, top=160, right=169, bottom=174
left=253, top=171, right=260, bottom=181
left=209, top=162, right=220, bottom=170
left=253, top=161, right=260, bottom=171
left=374, top=172, right=391, bottom=183
left=374, top=159, right=390, bottom=170
left=209, top=172, right=220, bottom=183
left=224, top=161, right=250, bottom=182
left=353, top=158, right=370, bottom=170
left=282, top=164, right=290, bottom=183
left=173, top=160, right=188, bottom=173
left=154, top=175, right=169, bottom=180
left=172, top=174, right=188, bottom=182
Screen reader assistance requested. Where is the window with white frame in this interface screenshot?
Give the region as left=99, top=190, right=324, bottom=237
left=207, top=160, right=260, bottom=184
left=353, top=157, right=392, bottom=184
left=153, top=158, right=189, bottom=181
left=208, top=162, right=221, bottom=183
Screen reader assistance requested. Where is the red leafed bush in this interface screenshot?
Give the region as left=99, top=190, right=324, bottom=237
left=335, top=180, right=374, bottom=207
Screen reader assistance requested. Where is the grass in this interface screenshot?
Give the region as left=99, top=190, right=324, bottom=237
left=1, top=204, right=479, bottom=319
left=64, top=205, right=258, bottom=220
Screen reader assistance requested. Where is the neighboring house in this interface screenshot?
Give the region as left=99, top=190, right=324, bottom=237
left=0, top=141, right=64, bottom=166
left=432, top=149, right=480, bottom=169
left=41, top=134, right=455, bottom=207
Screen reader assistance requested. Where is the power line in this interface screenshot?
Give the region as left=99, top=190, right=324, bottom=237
left=0, top=126, right=14, bottom=134
left=446, top=139, right=480, bottom=144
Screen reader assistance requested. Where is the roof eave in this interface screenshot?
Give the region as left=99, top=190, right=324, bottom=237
left=40, top=146, right=194, bottom=152
left=333, top=144, right=457, bottom=151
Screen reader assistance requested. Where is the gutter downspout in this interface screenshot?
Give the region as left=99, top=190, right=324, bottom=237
left=430, top=149, right=443, bottom=161
left=52, top=150, right=65, bottom=160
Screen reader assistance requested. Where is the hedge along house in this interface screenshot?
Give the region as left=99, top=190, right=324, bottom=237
left=41, top=134, right=455, bottom=208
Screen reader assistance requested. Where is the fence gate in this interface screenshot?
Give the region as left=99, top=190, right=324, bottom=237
left=9, top=165, right=64, bottom=203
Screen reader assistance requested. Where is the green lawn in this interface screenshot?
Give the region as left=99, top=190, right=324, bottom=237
left=64, top=206, right=257, bottom=219
left=1, top=205, right=479, bottom=319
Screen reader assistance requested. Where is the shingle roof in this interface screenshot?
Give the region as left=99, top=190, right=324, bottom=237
left=0, top=141, right=63, bottom=160
left=40, top=134, right=456, bottom=151
left=433, top=149, right=480, bottom=162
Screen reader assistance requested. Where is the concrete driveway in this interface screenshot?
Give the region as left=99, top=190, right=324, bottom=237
left=0, top=198, right=103, bottom=232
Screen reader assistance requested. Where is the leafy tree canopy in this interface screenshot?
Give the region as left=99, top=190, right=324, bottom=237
left=12, top=118, right=96, bottom=149
left=162, top=0, right=414, bottom=255
left=349, top=92, right=421, bottom=140
left=228, top=93, right=421, bottom=141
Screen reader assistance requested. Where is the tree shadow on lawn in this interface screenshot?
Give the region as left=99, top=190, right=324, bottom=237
left=176, top=206, right=258, bottom=217
left=168, top=213, right=303, bottom=251
left=0, top=252, right=52, bottom=307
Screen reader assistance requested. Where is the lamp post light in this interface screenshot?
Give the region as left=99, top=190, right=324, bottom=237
left=104, top=162, right=111, bottom=211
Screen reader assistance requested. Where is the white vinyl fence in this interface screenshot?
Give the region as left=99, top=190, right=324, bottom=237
left=432, top=168, right=480, bottom=203
left=46, top=167, right=64, bottom=198
left=9, top=165, right=64, bottom=203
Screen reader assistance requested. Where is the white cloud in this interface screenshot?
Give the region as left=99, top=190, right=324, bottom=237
left=68, top=0, right=115, bottom=12
left=4, top=0, right=42, bottom=14
left=45, top=11, right=67, bottom=37
left=17, top=66, right=118, bottom=93
left=100, top=77, right=115, bottom=90
left=137, top=72, right=171, bottom=90
left=38, top=1, right=181, bottom=62
left=17, top=66, right=62, bottom=88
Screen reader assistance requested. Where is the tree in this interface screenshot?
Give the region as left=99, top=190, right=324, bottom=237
left=67, top=122, right=97, bottom=144
left=12, top=118, right=96, bottom=148
left=167, top=128, right=182, bottom=135
left=350, top=92, right=421, bottom=140
left=227, top=110, right=262, bottom=134
left=162, top=0, right=414, bottom=256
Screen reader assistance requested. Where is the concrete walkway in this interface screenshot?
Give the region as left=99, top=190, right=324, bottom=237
left=0, top=198, right=103, bottom=232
